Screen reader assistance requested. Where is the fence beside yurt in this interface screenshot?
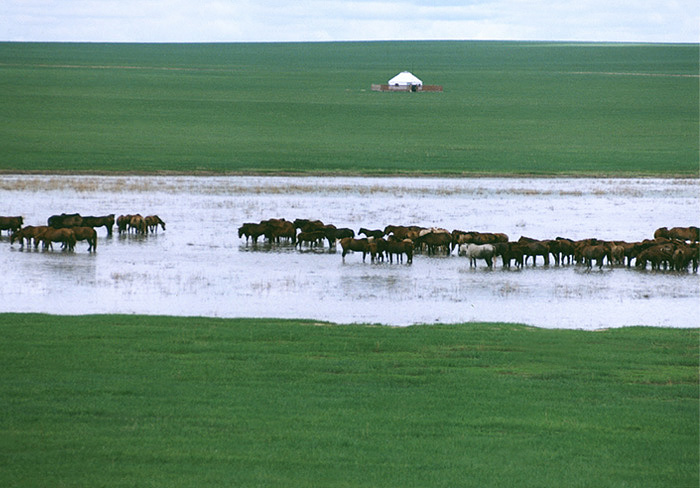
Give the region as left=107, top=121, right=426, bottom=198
left=371, top=84, right=443, bottom=92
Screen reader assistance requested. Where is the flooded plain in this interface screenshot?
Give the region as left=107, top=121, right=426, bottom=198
left=0, top=175, right=698, bottom=329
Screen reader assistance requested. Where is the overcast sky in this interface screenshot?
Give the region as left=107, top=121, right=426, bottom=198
left=2, top=0, right=698, bottom=43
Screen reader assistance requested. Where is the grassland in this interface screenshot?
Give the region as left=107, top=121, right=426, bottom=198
left=1, top=41, right=698, bottom=176
left=0, top=314, right=697, bottom=487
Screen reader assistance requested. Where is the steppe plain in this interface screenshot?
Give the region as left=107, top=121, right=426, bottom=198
left=0, top=42, right=698, bottom=487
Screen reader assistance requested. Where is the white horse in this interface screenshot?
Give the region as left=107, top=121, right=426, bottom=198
left=459, top=243, right=496, bottom=268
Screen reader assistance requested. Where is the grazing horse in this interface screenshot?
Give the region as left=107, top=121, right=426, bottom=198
left=117, top=215, right=132, bottom=234
left=238, top=223, right=267, bottom=244
left=0, top=216, right=23, bottom=235
left=340, top=237, right=371, bottom=262
left=459, top=243, right=495, bottom=268
left=81, top=215, right=115, bottom=235
left=145, top=215, right=166, bottom=233
left=39, top=228, right=76, bottom=251
left=263, top=219, right=296, bottom=244
left=129, top=215, right=147, bottom=234
left=71, top=226, right=98, bottom=252
left=10, top=225, right=48, bottom=249
left=635, top=244, right=675, bottom=270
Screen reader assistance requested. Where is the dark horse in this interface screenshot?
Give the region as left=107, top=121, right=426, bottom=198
left=48, top=213, right=83, bottom=229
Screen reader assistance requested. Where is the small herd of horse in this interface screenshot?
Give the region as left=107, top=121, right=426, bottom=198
left=0, top=213, right=166, bottom=252
left=239, top=218, right=700, bottom=272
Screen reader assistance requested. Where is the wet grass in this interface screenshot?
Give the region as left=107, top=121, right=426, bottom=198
left=1, top=314, right=697, bottom=487
left=1, top=41, right=698, bottom=177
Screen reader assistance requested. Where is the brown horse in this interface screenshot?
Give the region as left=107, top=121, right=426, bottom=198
left=10, top=225, right=48, bottom=249
left=0, top=216, right=23, bottom=235
left=635, top=244, right=675, bottom=270
left=414, top=231, right=451, bottom=255
left=654, top=226, right=700, bottom=242
left=145, top=215, right=166, bottom=233
left=385, top=238, right=413, bottom=263
left=81, top=215, right=115, bottom=235
left=296, top=231, right=325, bottom=248
left=501, top=242, right=526, bottom=268
left=672, top=245, right=698, bottom=272
left=294, top=219, right=325, bottom=232
left=668, top=227, right=699, bottom=242
left=39, top=228, right=76, bottom=251
left=238, top=222, right=267, bottom=244
left=340, top=237, right=371, bottom=261
left=368, top=238, right=388, bottom=262
left=518, top=238, right=550, bottom=266
left=263, top=219, right=295, bottom=243
left=582, top=244, right=611, bottom=269
left=71, top=226, right=98, bottom=251
left=117, top=215, right=132, bottom=234
left=129, top=215, right=147, bottom=234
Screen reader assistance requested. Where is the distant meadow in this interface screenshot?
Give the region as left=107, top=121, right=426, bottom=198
left=1, top=41, right=697, bottom=176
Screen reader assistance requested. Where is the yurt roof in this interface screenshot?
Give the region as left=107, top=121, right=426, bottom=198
left=388, top=71, right=423, bottom=86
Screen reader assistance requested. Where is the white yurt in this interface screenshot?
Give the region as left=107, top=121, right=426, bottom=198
left=388, top=71, right=423, bottom=87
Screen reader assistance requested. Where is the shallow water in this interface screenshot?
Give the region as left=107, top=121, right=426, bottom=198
left=1, top=175, right=698, bottom=329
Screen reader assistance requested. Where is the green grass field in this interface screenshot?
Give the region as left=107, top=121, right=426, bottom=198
left=1, top=314, right=697, bottom=487
left=1, top=41, right=698, bottom=176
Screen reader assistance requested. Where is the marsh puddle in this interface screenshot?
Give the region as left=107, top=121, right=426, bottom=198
left=1, top=175, right=698, bottom=329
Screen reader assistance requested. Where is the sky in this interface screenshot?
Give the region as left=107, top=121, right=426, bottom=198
left=1, top=0, right=698, bottom=43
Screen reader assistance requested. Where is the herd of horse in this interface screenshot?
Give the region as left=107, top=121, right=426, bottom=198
left=0, top=213, right=166, bottom=252
left=3, top=212, right=697, bottom=271
left=239, top=218, right=700, bottom=272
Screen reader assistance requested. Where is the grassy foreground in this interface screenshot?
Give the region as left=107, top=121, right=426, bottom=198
left=1, top=41, right=698, bottom=176
left=1, top=314, right=697, bottom=487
